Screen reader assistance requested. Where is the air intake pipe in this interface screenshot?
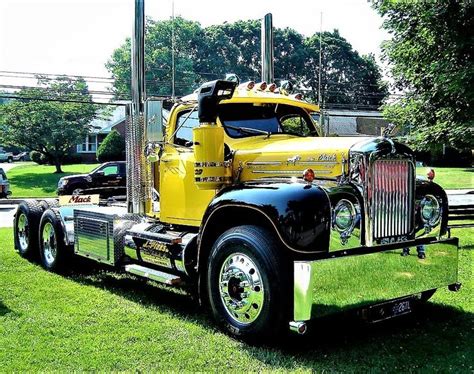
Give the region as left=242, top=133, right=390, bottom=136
left=193, top=80, right=237, bottom=190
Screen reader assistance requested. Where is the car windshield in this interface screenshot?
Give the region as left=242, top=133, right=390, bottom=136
left=218, top=103, right=317, bottom=138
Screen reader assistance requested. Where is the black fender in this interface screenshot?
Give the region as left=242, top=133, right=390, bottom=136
left=197, top=179, right=331, bottom=270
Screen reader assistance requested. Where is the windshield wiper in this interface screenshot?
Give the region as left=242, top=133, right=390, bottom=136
left=223, top=124, right=271, bottom=138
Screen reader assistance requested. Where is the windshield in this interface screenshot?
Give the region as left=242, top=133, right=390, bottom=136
left=218, top=103, right=317, bottom=138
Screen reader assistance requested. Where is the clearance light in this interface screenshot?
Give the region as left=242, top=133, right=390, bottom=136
left=303, top=168, right=315, bottom=183
left=239, top=81, right=255, bottom=90
left=256, top=81, right=267, bottom=91
left=427, top=168, right=435, bottom=181
left=292, top=93, right=304, bottom=100
left=267, top=83, right=277, bottom=92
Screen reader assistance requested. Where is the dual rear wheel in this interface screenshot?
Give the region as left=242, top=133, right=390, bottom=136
left=14, top=200, right=70, bottom=271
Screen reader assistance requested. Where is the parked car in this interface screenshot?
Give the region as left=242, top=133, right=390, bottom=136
left=57, top=161, right=126, bottom=198
left=0, top=168, right=11, bottom=198
left=13, top=152, right=30, bottom=162
left=0, top=149, right=14, bottom=163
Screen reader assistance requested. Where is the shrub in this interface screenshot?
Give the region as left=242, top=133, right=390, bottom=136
left=96, top=130, right=125, bottom=162
left=30, top=151, right=47, bottom=165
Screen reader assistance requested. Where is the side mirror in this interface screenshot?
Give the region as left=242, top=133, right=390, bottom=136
left=145, top=99, right=164, bottom=142
left=95, top=171, right=105, bottom=177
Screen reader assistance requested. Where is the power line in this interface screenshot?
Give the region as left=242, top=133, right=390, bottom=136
left=0, top=94, right=126, bottom=106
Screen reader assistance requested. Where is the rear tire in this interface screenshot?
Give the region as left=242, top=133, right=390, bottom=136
left=206, top=225, right=290, bottom=341
left=14, top=200, right=44, bottom=258
left=38, top=209, right=71, bottom=271
left=39, top=199, right=59, bottom=211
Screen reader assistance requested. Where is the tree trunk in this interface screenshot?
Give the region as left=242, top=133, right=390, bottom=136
left=54, top=160, right=63, bottom=174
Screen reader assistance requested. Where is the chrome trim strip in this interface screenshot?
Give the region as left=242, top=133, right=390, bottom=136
left=251, top=170, right=332, bottom=175
left=246, top=161, right=337, bottom=167
left=194, top=162, right=227, bottom=168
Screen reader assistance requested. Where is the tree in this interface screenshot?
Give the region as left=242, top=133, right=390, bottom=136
left=106, top=17, right=202, bottom=98
left=303, top=30, right=387, bottom=108
left=373, top=1, right=474, bottom=151
left=96, top=129, right=125, bottom=162
left=106, top=17, right=387, bottom=108
left=0, top=76, right=97, bottom=173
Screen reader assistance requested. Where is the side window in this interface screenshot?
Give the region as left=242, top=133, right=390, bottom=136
left=102, top=165, right=119, bottom=176
left=280, top=114, right=312, bottom=136
left=174, top=109, right=200, bottom=147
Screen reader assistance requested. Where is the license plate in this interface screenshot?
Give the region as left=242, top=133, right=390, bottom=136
left=366, top=298, right=412, bottom=323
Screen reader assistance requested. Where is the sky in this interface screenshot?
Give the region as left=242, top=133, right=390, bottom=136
left=0, top=0, right=390, bottom=92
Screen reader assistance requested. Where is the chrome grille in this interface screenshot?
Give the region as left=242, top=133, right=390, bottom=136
left=370, top=159, right=414, bottom=240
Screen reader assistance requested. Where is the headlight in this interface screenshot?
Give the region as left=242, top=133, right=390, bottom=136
left=333, top=199, right=357, bottom=233
left=420, top=195, right=441, bottom=227
left=58, top=179, right=68, bottom=188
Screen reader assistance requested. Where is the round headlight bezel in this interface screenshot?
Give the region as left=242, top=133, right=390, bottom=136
left=420, top=194, right=441, bottom=227
left=333, top=199, right=357, bottom=234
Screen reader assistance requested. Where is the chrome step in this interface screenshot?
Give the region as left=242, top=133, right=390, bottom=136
left=124, top=264, right=182, bottom=286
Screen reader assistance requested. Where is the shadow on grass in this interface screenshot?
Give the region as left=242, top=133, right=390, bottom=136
left=55, top=259, right=473, bottom=371
left=0, top=300, right=12, bottom=316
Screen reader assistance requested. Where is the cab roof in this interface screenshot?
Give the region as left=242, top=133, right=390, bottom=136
left=179, top=87, right=320, bottom=112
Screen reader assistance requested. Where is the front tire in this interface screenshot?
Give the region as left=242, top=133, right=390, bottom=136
left=207, top=225, right=289, bottom=340
left=39, top=209, right=71, bottom=271
left=14, top=200, right=44, bottom=258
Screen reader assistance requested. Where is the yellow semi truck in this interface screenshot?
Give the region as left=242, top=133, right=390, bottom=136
left=13, top=0, right=460, bottom=340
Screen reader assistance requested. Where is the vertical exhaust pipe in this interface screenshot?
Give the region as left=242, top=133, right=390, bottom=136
left=261, top=13, right=274, bottom=84
left=127, top=0, right=150, bottom=214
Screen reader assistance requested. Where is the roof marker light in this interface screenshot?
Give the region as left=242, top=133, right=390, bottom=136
left=256, top=81, right=267, bottom=91
left=239, top=81, right=255, bottom=90
left=267, top=83, right=277, bottom=92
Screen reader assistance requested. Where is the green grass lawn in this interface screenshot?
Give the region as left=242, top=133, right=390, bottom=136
left=0, top=227, right=472, bottom=371
left=7, top=163, right=99, bottom=198
left=416, top=166, right=473, bottom=189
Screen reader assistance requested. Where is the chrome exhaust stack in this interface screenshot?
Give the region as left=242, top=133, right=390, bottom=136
left=261, top=13, right=274, bottom=84
left=127, top=0, right=151, bottom=214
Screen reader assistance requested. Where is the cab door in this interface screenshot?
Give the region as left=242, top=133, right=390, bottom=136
left=159, top=107, right=216, bottom=226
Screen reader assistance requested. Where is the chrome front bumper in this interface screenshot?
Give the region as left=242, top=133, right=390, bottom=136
left=293, top=238, right=459, bottom=321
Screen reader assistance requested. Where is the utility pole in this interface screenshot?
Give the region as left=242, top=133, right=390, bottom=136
left=318, top=11, right=322, bottom=106
left=171, top=0, right=176, bottom=99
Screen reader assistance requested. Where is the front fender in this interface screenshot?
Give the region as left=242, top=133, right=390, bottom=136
left=201, top=179, right=331, bottom=254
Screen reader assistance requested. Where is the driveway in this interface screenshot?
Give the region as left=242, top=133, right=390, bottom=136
left=0, top=162, right=28, bottom=172
left=0, top=204, right=16, bottom=227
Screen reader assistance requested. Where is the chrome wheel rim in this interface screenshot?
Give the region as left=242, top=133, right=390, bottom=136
left=219, top=253, right=265, bottom=325
left=42, top=222, right=57, bottom=266
left=17, top=213, right=29, bottom=251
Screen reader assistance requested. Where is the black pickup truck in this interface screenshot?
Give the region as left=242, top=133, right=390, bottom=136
left=57, top=161, right=126, bottom=198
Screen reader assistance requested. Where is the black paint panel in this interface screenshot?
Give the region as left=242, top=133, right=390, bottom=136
left=203, top=179, right=332, bottom=253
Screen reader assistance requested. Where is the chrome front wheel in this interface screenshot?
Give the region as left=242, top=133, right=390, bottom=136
left=207, top=225, right=289, bottom=340
left=219, top=253, right=265, bottom=325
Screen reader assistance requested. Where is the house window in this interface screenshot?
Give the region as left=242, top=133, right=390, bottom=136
left=77, top=135, right=98, bottom=153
